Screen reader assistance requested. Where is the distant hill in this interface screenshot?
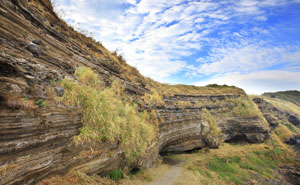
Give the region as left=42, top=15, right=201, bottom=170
left=262, top=90, right=300, bottom=106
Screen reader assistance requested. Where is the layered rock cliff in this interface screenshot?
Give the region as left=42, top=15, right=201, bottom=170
left=158, top=94, right=270, bottom=154
left=0, top=1, right=270, bottom=184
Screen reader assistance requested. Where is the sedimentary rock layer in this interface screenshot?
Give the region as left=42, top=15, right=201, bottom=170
left=158, top=94, right=270, bottom=153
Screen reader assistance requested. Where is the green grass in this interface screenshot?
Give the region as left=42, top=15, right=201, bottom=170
left=226, top=96, right=261, bottom=117
left=188, top=166, right=213, bottom=179
left=202, top=108, right=222, bottom=137
left=193, top=145, right=285, bottom=185
left=208, top=156, right=248, bottom=185
left=108, top=169, right=124, bottom=181
left=282, top=121, right=297, bottom=132
left=36, top=99, right=46, bottom=108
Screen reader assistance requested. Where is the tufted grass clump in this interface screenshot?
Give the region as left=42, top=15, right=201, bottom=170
left=59, top=67, right=157, bottom=162
left=202, top=108, right=222, bottom=137
left=228, top=96, right=259, bottom=117
left=143, top=87, right=164, bottom=106
left=108, top=169, right=124, bottom=181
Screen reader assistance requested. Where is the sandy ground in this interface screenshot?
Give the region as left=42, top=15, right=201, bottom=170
left=147, top=166, right=182, bottom=185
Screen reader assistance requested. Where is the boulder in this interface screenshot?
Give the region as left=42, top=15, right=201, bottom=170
left=32, top=39, right=43, bottom=45
left=26, top=43, right=42, bottom=56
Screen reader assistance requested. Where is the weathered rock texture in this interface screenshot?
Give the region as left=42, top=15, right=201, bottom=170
left=0, top=0, right=270, bottom=184
left=158, top=94, right=270, bottom=153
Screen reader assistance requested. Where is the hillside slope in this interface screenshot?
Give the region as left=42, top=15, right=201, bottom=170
left=263, top=90, right=300, bottom=106
left=0, top=0, right=281, bottom=184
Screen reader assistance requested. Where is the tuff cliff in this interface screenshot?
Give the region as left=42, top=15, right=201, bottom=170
left=0, top=0, right=270, bottom=184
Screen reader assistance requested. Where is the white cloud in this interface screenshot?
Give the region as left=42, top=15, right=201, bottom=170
left=53, top=0, right=300, bottom=90
left=194, top=71, right=300, bottom=95
left=196, top=45, right=300, bottom=75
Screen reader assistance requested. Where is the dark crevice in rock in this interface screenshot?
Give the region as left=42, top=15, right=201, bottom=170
left=287, top=114, right=300, bottom=126
left=225, top=134, right=249, bottom=143
left=160, top=147, right=202, bottom=156
left=0, top=63, right=18, bottom=77
left=129, top=168, right=140, bottom=175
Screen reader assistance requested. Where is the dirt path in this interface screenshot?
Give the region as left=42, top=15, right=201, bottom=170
left=147, top=166, right=182, bottom=185
left=147, top=157, right=183, bottom=185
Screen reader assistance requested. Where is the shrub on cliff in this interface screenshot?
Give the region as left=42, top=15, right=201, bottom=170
left=202, top=108, right=222, bottom=137
left=59, top=67, right=157, bottom=163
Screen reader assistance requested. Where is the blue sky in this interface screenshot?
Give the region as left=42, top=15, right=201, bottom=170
left=53, top=0, right=300, bottom=94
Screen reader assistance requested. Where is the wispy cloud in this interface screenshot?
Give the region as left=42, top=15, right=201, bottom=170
left=53, top=0, right=300, bottom=93
left=194, top=71, right=300, bottom=95
left=196, top=44, right=300, bottom=75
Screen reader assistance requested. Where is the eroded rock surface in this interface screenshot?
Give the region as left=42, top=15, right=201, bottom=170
left=158, top=94, right=270, bottom=153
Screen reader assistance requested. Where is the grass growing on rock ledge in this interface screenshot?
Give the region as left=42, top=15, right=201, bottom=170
left=59, top=67, right=157, bottom=163
left=222, top=96, right=262, bottom=118
left=202, top=108, right=222, bottom=137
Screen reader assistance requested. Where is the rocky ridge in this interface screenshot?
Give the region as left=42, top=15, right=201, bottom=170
left=0, top=1, right=271, bottom=184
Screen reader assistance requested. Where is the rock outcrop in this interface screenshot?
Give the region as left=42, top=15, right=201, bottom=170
left=158, top=94, right=270, bottom=153
left=0, top=0, right=270, bottom=184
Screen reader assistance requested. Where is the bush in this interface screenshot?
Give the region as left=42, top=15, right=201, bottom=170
left=59, top=67, right=157, bottom=163
left=222, top=96, right=263, bottom=119
left=108, top=169, right=124, bottom=181
left=202, top=108, right=222, bottom=137
left=36, top=99, right=46, bottom=108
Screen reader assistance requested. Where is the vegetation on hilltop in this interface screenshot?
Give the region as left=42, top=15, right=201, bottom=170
left=263, top=96, right=300, bottom=118
left=145, top=79, right=245, bottom=96
left=263, top=90, right=300, bottom=106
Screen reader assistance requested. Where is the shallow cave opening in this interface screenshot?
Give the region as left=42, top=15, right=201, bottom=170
left=181, top=147, right=202, bottom=154
left=225, top=135, right=249, bottom=144
left=0, top=63, right=18, bottom=77
left=159, top=146, right=203, bottom=156
left=130, top=168, right=140, bottom=175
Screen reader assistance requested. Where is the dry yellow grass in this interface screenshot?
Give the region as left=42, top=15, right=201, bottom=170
left=59, top=67, right=157, bottom=163
left=146, top=79, right=245, bottom=96
left=37, top=171, right=115, bottom=185
left=263, top=96, right=300, bottom=118
left=120, top=164, right=172, bottom=185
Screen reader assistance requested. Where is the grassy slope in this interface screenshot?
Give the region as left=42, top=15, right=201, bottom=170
left=262, top=96, right=300, bottom=118
left=262, top=91, right=300, bottom=106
